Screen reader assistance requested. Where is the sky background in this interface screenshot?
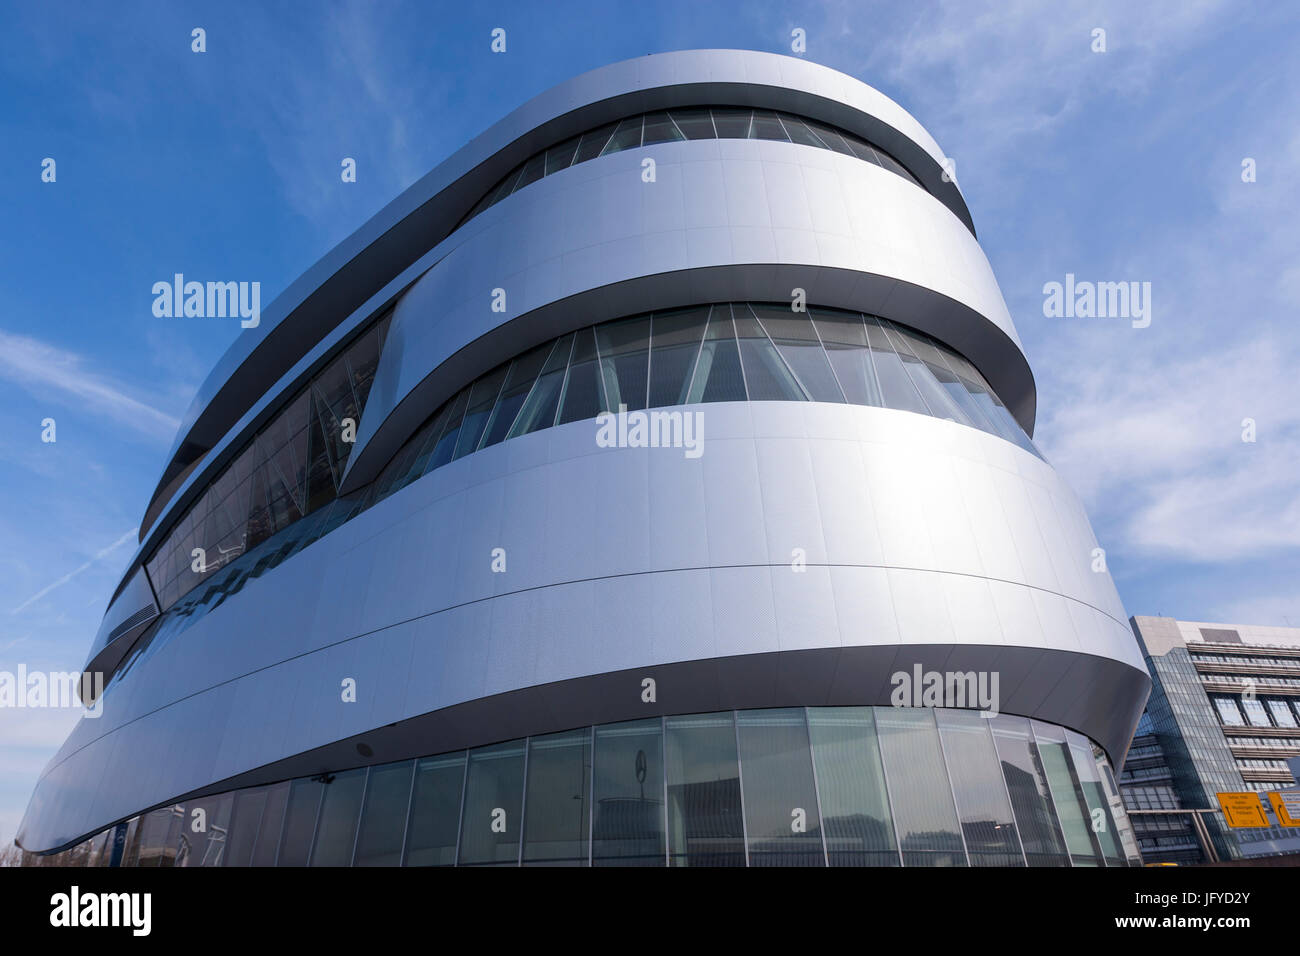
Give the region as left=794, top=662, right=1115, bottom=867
left=1, top=0, right=1297, bottom=851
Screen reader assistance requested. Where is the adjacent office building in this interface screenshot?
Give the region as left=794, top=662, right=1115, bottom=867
left=1123, top=616, right=1300, bottom=863
left=19, top=50, right=1148, bottom=867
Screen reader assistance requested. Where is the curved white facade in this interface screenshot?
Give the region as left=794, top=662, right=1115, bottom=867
left=19, top=50, right=1148, bottom=864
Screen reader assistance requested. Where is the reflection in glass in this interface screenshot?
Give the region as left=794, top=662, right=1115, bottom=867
left=1064, top=730, right=1124, bottom=866
left=875, top=708, right=967, bottom=866
left=309, top=768, right=367, bottom=866
left=1032, top=722, right=1104, bottom=866
left=592, top=719, right=665, bottom=866
left=457, top=741, right=525, bottom=866
left=276, top=779, right=323, bottom=867
left=353, top=761, right=415, bottom=867
left=990, top=715, right=1069, bottom=866
left=404, top=752, right=466, bottom=867
left=666, top=713, right=745, bottom=866
left=522, top=730, right=592, bottom=866
left=806, top=707, right=899, bottom=866
left=936, top=709, right=1023, bottom=866
left=736, top=709, right=824, bottom=866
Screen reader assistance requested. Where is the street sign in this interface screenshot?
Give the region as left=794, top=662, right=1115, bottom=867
left=1216, top=791, right=1270, bottom=828
left=1267, top=790, right=1300, bottom=828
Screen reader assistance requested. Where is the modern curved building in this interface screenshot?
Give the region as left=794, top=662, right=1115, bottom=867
left=20, top=50, right=1148, bottom=867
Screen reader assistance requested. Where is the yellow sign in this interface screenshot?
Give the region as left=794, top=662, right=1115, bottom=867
left=1217, top=792, right=1270, bottom=828
left=1267, top=791, right=1300, bottom=827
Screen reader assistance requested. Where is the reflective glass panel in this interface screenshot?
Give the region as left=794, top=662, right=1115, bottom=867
left=276, top=778, right=323, bottom=867
left=685, top=307, right=746, bottom=403
left=665, top=713, right=745, bottom=866
left=806, top=707, right=899, bottom=866
left=353, top=761, right=415, bottom=867
left=735, top=709, right=825, bottom=866
left=734, top=307, right=807, bottom=401
left=875, top=708, right=967, bottom=866
left=936, top=709, right=1024, bottom=866
left=990, top=715, right=1070, bottom=866
left=648, top=308, right=709, bottom=408
left=1065, top=730, right=1125, bottom=866
left=457, top=740, right=525, bottom=866
left=1033, top=722, right=1104, bottom=866
left=249, top=781, right=289, bottom=867
left=522, top=729, right=592, bottom=866
left=595, top=315, right=651, bottom=412
left=592, top=719, right=665, bottom=866
left=404, top=752, right=466, bottom=867
left=309, top=768, right=367, bottom=866
left=751, top=304, right=844, bottom=402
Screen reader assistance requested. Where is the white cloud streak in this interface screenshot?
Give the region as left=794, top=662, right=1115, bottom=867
left=0, top=331, right=180, bottom=440
left=10, top=529, right=138, bottom=614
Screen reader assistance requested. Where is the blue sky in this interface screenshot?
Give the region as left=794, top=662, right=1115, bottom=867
left=1, top=0, right=1297, bottom=849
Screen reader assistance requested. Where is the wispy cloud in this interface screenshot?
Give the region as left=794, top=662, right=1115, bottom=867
left=10, top=529, right=138, bottom=615
left=0, top=331, right=180, bottom=440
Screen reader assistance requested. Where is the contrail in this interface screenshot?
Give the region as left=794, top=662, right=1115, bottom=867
left=11, top=529, right=139, bottom=614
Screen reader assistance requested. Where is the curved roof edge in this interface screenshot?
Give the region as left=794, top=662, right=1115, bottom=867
left=138, top=49, right=976, bottom=543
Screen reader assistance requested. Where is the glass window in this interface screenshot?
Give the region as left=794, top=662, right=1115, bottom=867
left=404, top=752, right=466, bottom=867
left=1267, top=700, right=1298, bottom=728
left=641, top=111, right=685, bottom=145
left=249, top=781, right=289, bottom=867
left=354, top=761, right=415, bottom=867
left=1033, top=722, right=1105, bottom=866
left=875, top=708, right=966, bottom=866
left=508, top=335, right=573, bottom=438
left=573, top=122, right=618, bottom=163
left=226, top=787, right=270, bottom=867
left=175, top=793, right=233, bottom=867
left=990, top=715, right=1070, bottom=866
left=733, top=306, right=807, bottom=401
left=751, top=304, right=845, bottom=403
left=843, top=134, right=882, bottom=166
left=684, top=306, right=747, bottom=404
left=806, top=707, right=899, bottom=866
left=595, top=315, right=651, bottom=412
left=648, top=308, right=709, bottom=408
left=601, top=115, right=644, bottom=154
left=522, top=729, right=592, bottom=866
left=458, top=740, right=526, bottom=866
left=487, top=165, right=524, bottom=205
left=803, top=118, right=854, bottom=155
left=1213, top=697, right=1246, bottom=726
left=1242, top=699, right=1273, bottom=728
left=669, top=108, right=715, bottom=140
left=308, top=768, right=367, bottom=866
left=750, top=109, right=789, bottom=141
left=277, top=778, right=323, bottom=867
left=592, top=719, right=665, bottom=866
left=811, top=309, right=883, bottom=406
left=544, top=136, right=580, bottom=175
left=880, top=320, right=970, bottom=424
left=936, top=709, right=1024, bottom=866
left=864, top=314, right=930, bottom=415
left=711, top=107, right=752, bottom=138
left=1065, top=730, right=1126, bottom=866
left=777, top=114, right=826, bottom=148
left=424, top=389, right=469, bottom=472
left=479, top=342, right=553, bottom=448
left=666, top=713, right=745, bottom=866
left=452, top=365, right=508, bottom=460
left=735, top=709, right=825, bottom=866
left=512, top=152, right=546, bottom=191
left=557, top=327, right=608, bottom=425
left=134, top=807, right=179, bottom=867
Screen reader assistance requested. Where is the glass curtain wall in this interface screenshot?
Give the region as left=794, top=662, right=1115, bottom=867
left=52, top=707, right=1138, bottom=868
